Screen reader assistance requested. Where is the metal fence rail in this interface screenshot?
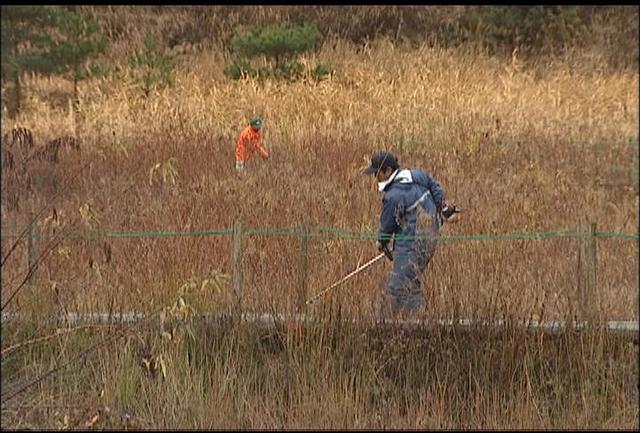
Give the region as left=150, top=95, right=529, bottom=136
left=2, top=312, right=638, bottom=337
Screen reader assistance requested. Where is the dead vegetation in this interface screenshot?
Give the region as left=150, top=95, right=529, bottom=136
left=0, top=14, right=637, bottom=429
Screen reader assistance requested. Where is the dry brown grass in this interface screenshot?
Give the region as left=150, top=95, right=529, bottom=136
left=2, top=38, right=636, bottom=320
left=1, top=320, right=637, bottom=429
left=1, top=38, right=638, bottom=429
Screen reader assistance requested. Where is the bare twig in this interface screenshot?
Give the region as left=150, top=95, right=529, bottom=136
left=1, top=325, right=103, bottom=357
left=1, top=224, right=76, bottom=312
left=1, top=160, right=93, bottom=268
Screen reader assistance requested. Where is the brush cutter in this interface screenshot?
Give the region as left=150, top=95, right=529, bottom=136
left=305, top=252, right=386, bottom=305
left=305, top=204, right=460, bottom=306
left=442, top=204, right=460, bottom=219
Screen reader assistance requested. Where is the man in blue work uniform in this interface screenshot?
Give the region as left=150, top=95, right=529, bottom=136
left=364, top=150, right=450, bottom=319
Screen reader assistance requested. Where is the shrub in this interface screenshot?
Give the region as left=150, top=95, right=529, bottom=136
left=223, top=59, right=257, bottom=80
left=227, top=23, right=322, bottom=81
left=462, top=6, right=587, bottom=55
left=311, top=63, right=332, bottom=81
left=129, top=33, right=175, bottom=97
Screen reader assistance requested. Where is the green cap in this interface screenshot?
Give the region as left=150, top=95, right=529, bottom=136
left=250, top=116, right=262, bottom=129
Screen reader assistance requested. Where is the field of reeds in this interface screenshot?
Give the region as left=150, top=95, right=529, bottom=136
left=1, top=8, right=638, bottom=429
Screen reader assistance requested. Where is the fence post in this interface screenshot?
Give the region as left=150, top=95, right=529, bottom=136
left=27, top=212, right=37, bottom=289
left=297, top=219, right=310, bottom=312
left=587, top=222, right=598, bottom=321
left=232, top=219, right=243, bottom=315
left=577, top=221, right=597, bottom=323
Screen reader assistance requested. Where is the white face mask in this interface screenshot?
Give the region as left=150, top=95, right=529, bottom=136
left=378, top=169, right=412, bottom=192
left=377, top=169, right=399, bottom=192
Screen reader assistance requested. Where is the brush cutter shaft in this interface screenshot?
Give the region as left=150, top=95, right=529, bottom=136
left=306, top=253, right=385, bottom=305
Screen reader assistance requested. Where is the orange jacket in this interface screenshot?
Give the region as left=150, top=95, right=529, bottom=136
left=235, top=125, right=269, bottom=162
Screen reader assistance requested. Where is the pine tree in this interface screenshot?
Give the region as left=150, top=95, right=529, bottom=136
left=228, top=24, right=322, bottom=81
left=47, top=8, right=108, bottom=110
left=1, top=6, right=108, bottom=116
left=1, top=5, right=58, bottom=117
left=129, top=33, right=175, bottom=98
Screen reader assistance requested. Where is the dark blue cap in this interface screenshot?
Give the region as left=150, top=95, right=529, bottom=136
left=363, top=150, right=399, bottom=175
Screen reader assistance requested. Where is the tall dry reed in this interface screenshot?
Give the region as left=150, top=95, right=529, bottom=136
left=1, top=34, right=637, bottom=429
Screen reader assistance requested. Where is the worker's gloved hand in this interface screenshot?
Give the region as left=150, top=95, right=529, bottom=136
left=442, top=204, right=454, bottom=219
left=442, top=203, right=460, bottom=220
left=376, top=240, right=393, bottom=261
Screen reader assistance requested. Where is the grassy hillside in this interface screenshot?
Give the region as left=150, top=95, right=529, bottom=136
left=2, top=38, right=637, bottom=320
left=1, top=6, right=638, bottom=429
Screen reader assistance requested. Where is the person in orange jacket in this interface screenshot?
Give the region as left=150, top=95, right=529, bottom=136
left=235, top=116, right=269, bottom=173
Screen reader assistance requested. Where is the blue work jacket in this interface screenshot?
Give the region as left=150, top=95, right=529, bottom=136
left=378, top=168, right=445, bottom=253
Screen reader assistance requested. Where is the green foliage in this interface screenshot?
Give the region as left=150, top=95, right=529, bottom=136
left=1, top=6, right=60, bottom=115
left=227, top=23, right=322, bottom=82
left=129, top=33, right=175, bottom=97
left=224, top=59, right=331, bottom=83
left=464, top=6, right=586, bottom=53
left=46, top=8, right=108, bottom=107
left=76, top=6, right=637, bottom=71
left=223, top=59, right=257, bottom=80
left=273, top=59, right=304, bottom=80
left=311, top=63, right=332, bottom=81
left=47, top=10, right=108, bottom=82
left=1, top=6, right=59, bottom=75
left=1, top=6, right=108, bottom=114
left=232, top=23, right=321, bottom=61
